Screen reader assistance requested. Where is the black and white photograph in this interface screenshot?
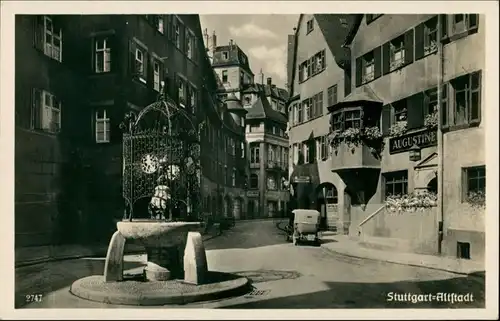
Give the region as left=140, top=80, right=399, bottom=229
left=1, top=1, right=498, bottom=319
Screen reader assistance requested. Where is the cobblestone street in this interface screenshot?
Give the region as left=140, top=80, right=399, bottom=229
left=16, top=219, right=484, bottom=309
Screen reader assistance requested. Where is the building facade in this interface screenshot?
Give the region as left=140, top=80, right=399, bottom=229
left=287, top=14, right=359, bottom=230
left=243, top=78, right=290, bottom=218
left=15, top=14, right=246, bottom=247
left=328, top=14, right=484, bottom=261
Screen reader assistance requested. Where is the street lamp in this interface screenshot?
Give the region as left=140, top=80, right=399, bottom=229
left=409, top=144, right=421, bottom=162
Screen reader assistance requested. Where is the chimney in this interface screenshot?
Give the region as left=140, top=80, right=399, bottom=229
left=267, top=77, right=272, bottom=86
left=212, top=30, right=217, bottom=50
left=229, top=39, right=233, bottom=46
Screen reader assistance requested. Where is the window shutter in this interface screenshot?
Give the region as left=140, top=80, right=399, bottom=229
left=373, top=46, right=382, bottom=79
left=407, top=92, right=424, bottom=130
left=109, top=36, right=117, bottom=74
left=440, top=14, right=448, bottom=39
left=468, top=14, right=478, bottom=29
left=143, top=51, right=149, bottom=81
left=404, top=29, right=414, bottom=65
left=128, top=40, right=137, bottom=76
left=148, top=55, right=154, bottom=86
left=440, top=83, right=449, bottom=128
left=355, top=57, right=362, bottom=87
left=382, top=42, right=391, bottom=75
left=89, top=37, right=95, bottom=73
left=381, top=104, right=392, bottom=135
left=344, top=68, right=351, bottom=97
left=31, top=88, right=42, bottom=130
left=33, top=16, right=44, bottom=51
left=414, top=23, right=425, bottom=60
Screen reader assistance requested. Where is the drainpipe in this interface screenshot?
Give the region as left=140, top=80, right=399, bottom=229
left=437, top=15, right=445, bottom=255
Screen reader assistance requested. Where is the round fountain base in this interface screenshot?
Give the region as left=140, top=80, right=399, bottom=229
left=70, top=272, right=251, bottom=306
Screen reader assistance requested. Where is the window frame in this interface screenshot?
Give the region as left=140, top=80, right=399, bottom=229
left=222, top=70, right=228, bottom=83
left=250, top=144, right=260, bottom=164
left=95, top=109, right=111, bottom=143
left=40, top=90, right=62, bottom=134
left=327, top=85, right=338, bottom=107
left=135, top=47, right=146, bottom=83
left=423, top=16, right=438, bottom=55
left=155, top=15, right=164, bottom=34
left=389, top=35, right=406, bottom=71
left=43, top=16, right=63, bottom=62
left=95, top=37, right=111, bottom=73
left=249, top=173, right=259, bottom=189
left=306, top=19, right=314, bottom=34
left=153, top=60, right=161, bottom=92
left=361, top=51, right=375, bottom=83
left=383, top=170, right=409, bottom=199
left=462, top=165, right=486, bottom=204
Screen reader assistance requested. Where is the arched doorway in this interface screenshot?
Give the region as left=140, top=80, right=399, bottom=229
left=427, top=177, right=437, bottom=194
left=316, top=183, right=338, bottom=232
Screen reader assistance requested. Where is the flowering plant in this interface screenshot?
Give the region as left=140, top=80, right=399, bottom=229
left=466, top=190, right=486, bottom=208
left=329, top=126, right=385, bottom=157
left=390, top=59, right=405, bottom=71
left=362, top=73, right=374, bottom=84
left=424, top=111, right=438, bottom=129
left=364, top=126, right=383, bottom=140
left=424, top=41, right=438, bottom=55
left=385, top=191, right=438, bottom=213
left=389, top=120, right=407, bottom=137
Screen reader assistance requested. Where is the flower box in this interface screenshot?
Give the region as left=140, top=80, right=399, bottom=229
left=385, top=191, right=438, bottom=213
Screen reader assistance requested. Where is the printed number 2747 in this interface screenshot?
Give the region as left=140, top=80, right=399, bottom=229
left=26, top=294, right=43, bottom=303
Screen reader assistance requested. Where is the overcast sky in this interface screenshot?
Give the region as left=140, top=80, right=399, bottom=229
left=199, top=14, right=299, bottom=89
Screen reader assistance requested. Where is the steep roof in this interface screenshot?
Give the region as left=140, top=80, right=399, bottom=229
left=242, top=83, right=289, bottom=102
left=327, top=85, right=383, bottom=112
left=289, top=14, right=362, bottom=97
left=245, top=91, right=288, bottom=124
left=212, top=44, right=253, bottom=75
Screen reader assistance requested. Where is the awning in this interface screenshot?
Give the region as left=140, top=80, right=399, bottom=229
left=327, top=85, right=384, bottom=112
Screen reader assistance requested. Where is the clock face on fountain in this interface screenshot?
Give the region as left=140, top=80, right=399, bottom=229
left=141, top=154, right=159, bottom=174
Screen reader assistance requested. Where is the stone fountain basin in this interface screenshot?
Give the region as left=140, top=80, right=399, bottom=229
left=117, top=220, right=202, bottom=248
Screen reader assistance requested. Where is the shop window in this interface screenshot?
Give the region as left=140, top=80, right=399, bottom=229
left=306, top=19, right=314, bottom=34
left=383, top=170, right=408, bottom=199
left=457, top=242, right=471, bottom=260
left=250, top=174, right=259, bottom=189
left=327, top=85, right=338, bottom=107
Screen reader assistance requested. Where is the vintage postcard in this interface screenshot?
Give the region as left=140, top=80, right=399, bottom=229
left=1, top=0, right=498, bottom=319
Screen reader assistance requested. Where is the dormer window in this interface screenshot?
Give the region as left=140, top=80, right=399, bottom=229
left=243, top=95, right=252, bottom=105
left=222, top=51, right=229, bottom=60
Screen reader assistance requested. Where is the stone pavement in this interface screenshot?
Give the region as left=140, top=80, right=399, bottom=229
left=319, top=233, right=485, bottom=276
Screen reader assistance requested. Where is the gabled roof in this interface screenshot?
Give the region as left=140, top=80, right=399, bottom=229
left=289, top=14, right=363, bottom=98
left=245, top=91, right=288, bottom=124
left=242, top=83, right=289, bottom=101
left=212, top=44, right=253, bottom=75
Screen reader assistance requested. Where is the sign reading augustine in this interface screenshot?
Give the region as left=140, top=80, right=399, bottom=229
left=389, top=129, right=438, bottom=154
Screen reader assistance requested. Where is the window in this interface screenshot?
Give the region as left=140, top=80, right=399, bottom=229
left=190, top=86, right=197, bottom=114
left=303, top=143, right=310, bottom=164
left=297, top=103, right=303, bottom=123
left=178, top=78, right=186, bottom=106
left=95, top=109, right=110, bottom=143
left=241, top=142, right=245, bottom=158
left=313, top=92, right=324, bottom=118
left=463, top=165, right=485, bottom=202
left=424, top=16, right=438, bottom=55
left=222, top=70, right=228, bottom=83
left=174, top=20, right=181, bottom=48
left=186, top=30, right=195, bottom=59
left=424, top=88, right=438, bottom=116
left=243, top=95, right=252, bottom=105
left=267, top=176, right=277, bottom=190
left=135, top=48, right=145, bottom=82
left=332, top=112, right=343, bottom=131
left=95, top=37, right=111, bottom=73
left=153, top=61, right=161, bottom=91
left=250, top=144, right=260, bottom=164
left=306, top=140, right=316, bottom=163
left=313, top=50, right=326, bottom=74
left=155, top=15, right=164, bottom=34
left=299, top=50, right=325, bottom=82
left=383, top=170, right=408, bottom=199
left=306, top=19, right=314, bottom=34
left=389, top=35, right=405, bottom=71
left=303, top=99, right=311, bottom=122
left=453, top=14, right=478, bottom=35
left=320, top=136, right=328, bottom=160
left=327, top=85, right=338, bottom=107
left=232, top=169, right=236, bottom=187
left=345, top=109, right=362, bottom=129
left=457, top=242, right=471, bottom=260
left=249, top=124, right=261, bottom=132
left=231, top=138, right=235, bottom=155
left=451, top=72, right=481, bottom=126
left=362, top=51, right=375, bottom=83
left=222, top=51, right=229, bottom=60
left=393, top=99, right=408, bottom=123
left=31, top=89, right=62, bottom=133
left=250, top=174, right=259, bottom=189
left=43, top=16, right=63, bottom=62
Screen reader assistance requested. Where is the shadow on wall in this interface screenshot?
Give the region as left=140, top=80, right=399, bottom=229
left=220, top=276, right=485, bottom=309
